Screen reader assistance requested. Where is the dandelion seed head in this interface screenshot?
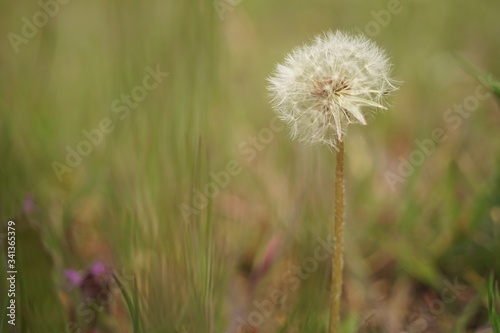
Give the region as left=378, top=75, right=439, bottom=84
left=267, top=30, right=399, bottom=149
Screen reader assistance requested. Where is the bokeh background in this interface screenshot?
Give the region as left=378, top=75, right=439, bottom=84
left=1, top=0, right=499, bottom=332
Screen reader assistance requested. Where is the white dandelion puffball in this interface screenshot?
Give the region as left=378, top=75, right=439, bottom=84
left=268, top=31, right=399, bottom=149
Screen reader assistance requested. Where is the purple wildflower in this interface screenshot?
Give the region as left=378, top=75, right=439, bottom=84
left=64, top=262, right=112, bottom=306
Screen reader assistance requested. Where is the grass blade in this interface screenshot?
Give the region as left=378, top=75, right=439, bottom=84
left=114, top=273, right=142, bottom=333
left=487, top=274, right=500, bottom=333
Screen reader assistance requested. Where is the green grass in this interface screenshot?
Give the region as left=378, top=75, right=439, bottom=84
left=488, top=275, right=500, bottom=333
left=1, top=0, right=500, bottom=332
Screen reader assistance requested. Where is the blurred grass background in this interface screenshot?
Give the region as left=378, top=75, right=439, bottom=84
left=0, top=0, right=499, bottom=332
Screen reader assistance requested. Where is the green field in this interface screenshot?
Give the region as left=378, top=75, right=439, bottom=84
left=1, top=0, right=500, bottom=332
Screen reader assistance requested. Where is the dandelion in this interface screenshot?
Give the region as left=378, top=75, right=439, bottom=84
left=267, top=30, right=399, bottom=333
left=268, top=30, right=398, bottom=149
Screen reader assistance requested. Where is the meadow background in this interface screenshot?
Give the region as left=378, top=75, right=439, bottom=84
left=1, top=0, right=499, bottom=332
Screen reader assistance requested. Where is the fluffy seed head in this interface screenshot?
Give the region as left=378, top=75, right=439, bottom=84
left=268, top=30, right=399, bottom=149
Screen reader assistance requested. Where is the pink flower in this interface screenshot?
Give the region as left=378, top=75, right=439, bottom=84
left=64, top=262, right=112, bottom=305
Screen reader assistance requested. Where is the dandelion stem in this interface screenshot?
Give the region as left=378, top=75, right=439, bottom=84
left=329, top=140, right=344, bottom=333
